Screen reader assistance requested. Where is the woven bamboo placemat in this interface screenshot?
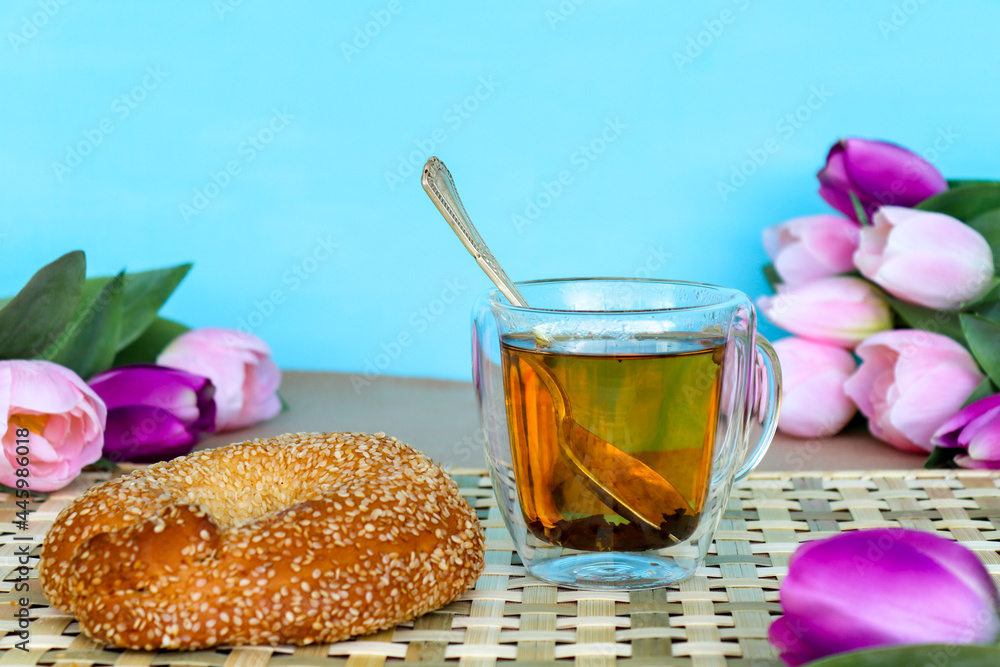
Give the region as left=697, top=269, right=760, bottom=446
left=2, top=469, right=999, bottom=666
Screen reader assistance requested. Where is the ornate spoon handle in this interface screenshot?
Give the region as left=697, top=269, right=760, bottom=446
left=421, top=157, right=529, bottom=308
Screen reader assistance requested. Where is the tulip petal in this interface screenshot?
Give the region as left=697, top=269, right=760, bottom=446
left=954, top=454, right=1000, bottom=470
left=103, top=405, right=197, bottom=463
left=965, top=415, right=1000, bottom=464
left=841, top=139, right=948, bottom=205
left=768, top=616, right=823, bottom=667
left=797, top=215, right=859, bottom=273
left=90, top=364, right=211, bottom=420
left=818, top=149, right=862, bottom=219
left=899, top=529, right=1000, bottom=611
left=778, top=370, right=857, bottom=438
left=777, top=529, right=1000, bottom=659
left=774, top=242, right=830, bottom=285
left=762, top=224, right=784, bottom=260
left=934, top=394, right=1000, bottom=451
left=887, top=365, right=983, bottom=451
left=8, top=361, right=105, bottom=421
left=873, top=253, right=993, bottom=310
left=843, top=351, right=892, bottom=419
left=158, top=329, right=280, bottom=433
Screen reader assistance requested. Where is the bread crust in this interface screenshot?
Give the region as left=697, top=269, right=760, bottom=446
left=40, top=432, right=484, bottom=650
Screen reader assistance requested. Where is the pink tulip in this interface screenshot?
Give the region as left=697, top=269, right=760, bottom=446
left=932, top=394, right=1000, bottom=469
left=157, top=328, right=281, bottom=432
left=855, top=206, right=995, bottom=310
left=818, top=138, right=948, bottom=222
left=758, top=277, right=893, bottom=348
left=763, top=214, right=860, bottom=285
left=0, top=360, right=106, bottom=492
left=844, top=330, right=984, bottom=452
left=773, top=338, right=857, bottom=438
left=770, top=528, right=1000, bottom=666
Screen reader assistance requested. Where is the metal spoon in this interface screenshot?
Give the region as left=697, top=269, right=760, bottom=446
left=420, top=156, right=690, bottom=535
left=421, top=157, right=528, bottom=308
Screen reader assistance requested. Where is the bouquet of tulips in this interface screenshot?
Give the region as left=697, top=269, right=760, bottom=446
left=0, top=251, right=281, bottom=491
left=759, top=138, right=1000, bottom=469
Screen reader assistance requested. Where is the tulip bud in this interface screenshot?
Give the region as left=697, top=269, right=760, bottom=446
left=932, top=394, right=1000, bottom=469
left=818, top=138, right=948, bottom=222
left=854, top=206, right=995, bottom=310
left=770, top=529, right=1000, bottom=666
left=844, top=330, right=984, bottom=452
left=89, top=364, right=216, bottom=463
left=773, top=337, right=857, bottom=438
left=758, top=277, right=893, bottom=348
left=762, top=214, right=860, bottom=285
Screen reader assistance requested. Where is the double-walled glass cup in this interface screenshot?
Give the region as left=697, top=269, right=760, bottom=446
left=472, top=278, right=780, bottom=589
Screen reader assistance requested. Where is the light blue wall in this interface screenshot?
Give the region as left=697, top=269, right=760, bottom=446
left=3, top=1, right=999, bottom=381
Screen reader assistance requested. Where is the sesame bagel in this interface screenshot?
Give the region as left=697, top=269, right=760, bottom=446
left=40, top=432, right=485, bottom=650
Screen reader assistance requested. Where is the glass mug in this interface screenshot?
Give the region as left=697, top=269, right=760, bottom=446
left=472, top=278, right=781, bottom=589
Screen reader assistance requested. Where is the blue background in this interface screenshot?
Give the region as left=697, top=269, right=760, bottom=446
left=3, top=0, right=999, bottom=381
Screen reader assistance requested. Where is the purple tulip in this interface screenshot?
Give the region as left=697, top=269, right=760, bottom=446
left=769, top=529, right=1000, bottom=666
left=932, top=394, right=1000, bottom=469
left=818, top=138, right=948, bottom=222
left=89, top=364, right=216, bottom=463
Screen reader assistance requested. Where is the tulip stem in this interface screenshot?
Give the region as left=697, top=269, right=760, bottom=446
left=849, top=191, right=871, bottom=226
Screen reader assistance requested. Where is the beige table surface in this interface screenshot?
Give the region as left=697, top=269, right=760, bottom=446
left=198, top=370, right=929, bottom=471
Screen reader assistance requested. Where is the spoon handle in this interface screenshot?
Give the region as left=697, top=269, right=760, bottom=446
left=422, top=157, right=529, bottom=307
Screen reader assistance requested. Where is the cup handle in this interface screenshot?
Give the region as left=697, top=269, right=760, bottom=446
left=734, top=336, right=782, bottom=481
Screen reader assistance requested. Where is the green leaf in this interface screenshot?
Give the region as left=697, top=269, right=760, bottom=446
left=0, top=251, right=86, bottom=359
left=80, top=263, right=192, bottom=352
left=85, top=457, right=122, bottom=471
left=762, top=263, right=781, bottom=289
left=849, top=191, right=870, bottom=226
left=916, top=182, right=1000, bottom=222
left=881, top=293, right=966, bottom=346
left=924, top=445, right=960, bottom=469
left=117, top=263, right=191, bottom=350
left=807, top=643, right=1000, bottom=667
left=112, top=316, right=190, bottom=366
left=960, top=313, right=1000, bottom=387
left=43, top=272, right=125, bottom=379
left=976, top=299, right=1000, bottom=321
left=967, top=208, right=1000, bottom=267
left=947, top=179, right=996, bottom=188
